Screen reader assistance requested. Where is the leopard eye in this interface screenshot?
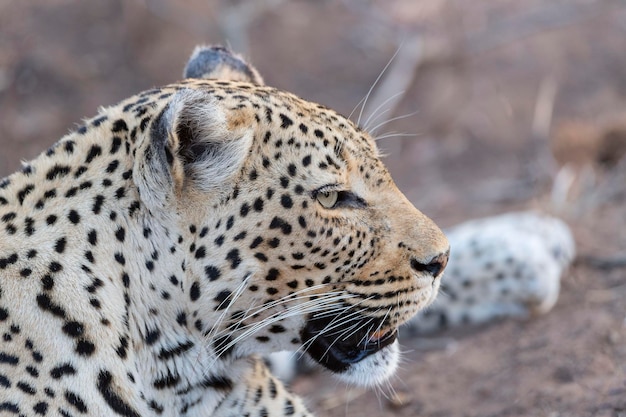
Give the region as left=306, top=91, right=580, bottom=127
left=317, top=191, right=338, bottom=208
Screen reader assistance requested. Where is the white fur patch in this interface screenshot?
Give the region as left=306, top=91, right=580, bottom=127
left=337, top=341, right=400, bottom=387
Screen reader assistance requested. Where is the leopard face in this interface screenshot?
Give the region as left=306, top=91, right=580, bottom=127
left=133, top=80, right=449, bottom=387
left=145, top=66, right=450, bottom=387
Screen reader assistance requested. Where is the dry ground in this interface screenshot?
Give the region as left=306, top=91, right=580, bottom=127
left=1, top=1, right=625, bottom=416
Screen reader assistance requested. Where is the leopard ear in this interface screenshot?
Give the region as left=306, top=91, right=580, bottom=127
left=135, top=89, right=254, bottom=207
left=184, top=45, right=264, bottom=85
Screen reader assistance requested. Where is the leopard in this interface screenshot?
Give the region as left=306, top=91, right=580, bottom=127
left=0, top=45, right=449, bottom=417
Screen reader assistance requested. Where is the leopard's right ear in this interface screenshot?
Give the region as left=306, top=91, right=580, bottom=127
left=134, top=89, right=254, bottom=210
left=183, top=45, right=264, bottom=85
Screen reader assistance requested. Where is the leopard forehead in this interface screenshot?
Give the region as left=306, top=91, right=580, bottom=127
left=113, top=79, right=389, bottom=190
left=175, top=79, right=383, bottom=165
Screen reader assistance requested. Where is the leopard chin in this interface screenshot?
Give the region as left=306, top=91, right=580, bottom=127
left=335, top=341, right=400, bottom=387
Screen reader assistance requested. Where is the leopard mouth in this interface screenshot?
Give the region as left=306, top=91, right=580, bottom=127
left=301, top=313, right=398, bottom=373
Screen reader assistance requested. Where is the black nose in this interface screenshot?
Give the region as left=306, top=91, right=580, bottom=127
left=410, top=250, right=449, bottom=277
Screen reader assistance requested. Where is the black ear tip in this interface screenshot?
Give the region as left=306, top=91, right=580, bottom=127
left=184, top=45, right=229, bottom=79
left=194, top=45, right=231, bottom=58
left=183, top=45, right=261, bottom=84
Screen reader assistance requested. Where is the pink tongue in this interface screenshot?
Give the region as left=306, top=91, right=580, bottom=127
left=368, top=329, right=388, bottom=342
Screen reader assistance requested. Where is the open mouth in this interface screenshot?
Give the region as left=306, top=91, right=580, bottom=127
left=301, top=313, right=398, bottom=373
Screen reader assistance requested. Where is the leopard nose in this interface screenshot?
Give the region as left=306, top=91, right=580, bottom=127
left=410, top=250, right=449, bottom=278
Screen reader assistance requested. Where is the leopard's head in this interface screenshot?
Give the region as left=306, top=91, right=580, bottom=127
left=134, top=46, right=449, bottom=386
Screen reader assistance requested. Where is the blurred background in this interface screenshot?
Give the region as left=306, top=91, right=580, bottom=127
left=1, top=0, right=625, bottom=415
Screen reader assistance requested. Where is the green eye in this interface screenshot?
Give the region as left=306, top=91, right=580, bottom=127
left=317, top=191, right=338, bottom=208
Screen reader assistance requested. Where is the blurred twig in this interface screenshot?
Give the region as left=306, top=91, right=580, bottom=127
left=576, top=255, right=626, bottom=270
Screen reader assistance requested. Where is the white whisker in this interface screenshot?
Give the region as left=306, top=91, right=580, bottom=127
left=369, top=110, right=419, bottom=135
left=320, top=317, right=373, bottom=360
left=362, top=90, right=406, bottom=131
left=210, top=293, right=359, bottom=362
left=291, top=296, right=377, bottom=359
left=365, top=307, right=391, bottom=345
left=356, top=47, right=402, bottom=127
left=374, top=132, right=418, bottom=141
left=348, top=95, right=367, bottom=121
left=203, top=272, right=251, bottom=341
left=207, top=283, right=337, bottom=340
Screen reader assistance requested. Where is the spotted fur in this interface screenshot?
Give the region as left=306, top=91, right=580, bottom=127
left=0, top=46, right=449, bottom=416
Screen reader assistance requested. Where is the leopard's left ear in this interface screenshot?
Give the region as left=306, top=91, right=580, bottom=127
left=134, top=89, right=254, bottom=208
left=184, top=45, right=264, bottom=85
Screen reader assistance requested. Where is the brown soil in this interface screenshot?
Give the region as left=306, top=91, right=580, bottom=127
left=1, top=1, right=625, bottom=416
